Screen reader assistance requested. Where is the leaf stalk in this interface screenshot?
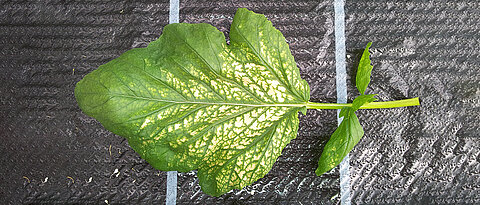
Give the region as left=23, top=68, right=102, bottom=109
left=306, top=97, right=420, bottom=110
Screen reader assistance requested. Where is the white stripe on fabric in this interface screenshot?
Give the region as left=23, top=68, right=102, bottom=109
left=169, top=0, right=179, bottom=24
left=166, top=0, right=179, bottom=205
left=166, top=171, right=177, bottom=205
left=334, top=0, right=352, bottom=204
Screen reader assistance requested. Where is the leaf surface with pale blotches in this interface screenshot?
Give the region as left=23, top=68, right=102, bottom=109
left=75, top=8, right=310, bottom=196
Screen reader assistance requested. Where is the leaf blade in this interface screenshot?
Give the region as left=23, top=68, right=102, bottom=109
left=315, top=107, right=363, bottom=176
left=356, top=42, right=373, bottom=95
left=315, top=93, right=376, bottom=176
left=230, top=8, right=310, bottom=102
left=75, top=8, right=310, bottom=196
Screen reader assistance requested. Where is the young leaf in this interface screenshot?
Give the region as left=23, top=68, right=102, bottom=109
left=315, top=107, right=363, bottom=176
left=75, top=8, right=310, bottom=196
left=356, top=42, right=373, bottom=95
left=315, top=93, right=375, bottom=176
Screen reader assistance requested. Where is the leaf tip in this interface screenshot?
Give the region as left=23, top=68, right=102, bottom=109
left=366, top=41, right=373, bottom=49
left=235, top=7, right=254, bottom=17
left=315, top=167, right=327, bottom=176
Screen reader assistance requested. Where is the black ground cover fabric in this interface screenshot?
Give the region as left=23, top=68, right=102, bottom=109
left=346, top=1, right=480, bottom=204
left=1, top=0, right=479, bottom=204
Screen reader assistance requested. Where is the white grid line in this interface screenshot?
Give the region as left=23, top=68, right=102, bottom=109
left=334, top=0, right=352, bottom=204
left=166, top=0, right=179, bottom=205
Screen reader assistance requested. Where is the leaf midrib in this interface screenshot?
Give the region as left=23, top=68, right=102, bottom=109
left=109, top=94, right=307, bottom=107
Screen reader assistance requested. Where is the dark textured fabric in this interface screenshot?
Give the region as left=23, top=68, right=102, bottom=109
left=0, top=0, right=338, bottom=204
left=0, top=1, right=172, bottom=204
left=346, top=1, right=480, bottom=204
left=3, top=0, right=478, bottom=204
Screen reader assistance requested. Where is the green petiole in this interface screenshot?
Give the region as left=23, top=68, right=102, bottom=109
left=306, top=97, right=420, bottom=110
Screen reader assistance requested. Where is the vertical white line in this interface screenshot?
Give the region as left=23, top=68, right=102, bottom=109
left=334, top=0, right=351, bottom=204
left=169, top=0, right=179, bottom=24
left=166, top=1, right=179, bottom=205
left=166, top=171, right=177, bottom=205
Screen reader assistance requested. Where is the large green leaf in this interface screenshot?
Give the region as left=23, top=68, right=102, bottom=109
left=75, top=8, right=309, bottom=196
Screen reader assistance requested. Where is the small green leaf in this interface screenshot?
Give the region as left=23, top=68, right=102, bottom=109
left=75, top=8, right=309, bottom=196
left=316, top=107, right=363, bottom=176
left=356, top=42, right=373, bottom=95
left=315, top=93, right=375, bottom=176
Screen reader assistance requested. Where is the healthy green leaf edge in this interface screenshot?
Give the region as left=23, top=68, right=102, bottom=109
left=75, top=8, right=420, bottom=196
left=356, top=42, right=374, bottom=95
left=315, top=94, right=376, bottom=176
left=315, top=106, right=364, bottom=176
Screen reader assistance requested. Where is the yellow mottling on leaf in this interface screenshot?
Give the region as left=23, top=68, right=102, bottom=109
left=244, top=115, right=254, bottom=125
left=233, top=128, right=243, bottom=134
left=257, top=115, right=266, bottom=122
left=267, top=80, right=280, bottom=87
left=250, top=121, right=260, bottom=130
left=177, top=136, right=188, bottom=144
left=234, top=120, right=243, bottom=127
left=144, top=59, right=152, bottom=67
left=245, top=163, right=255, bottom=171
left=140, top=118, right=151, bottom=129
left=174, top=123, right=181, bottom=129
left=219, top=106, right=229, bottom=113
left=193, top=89, right=201, bottom=98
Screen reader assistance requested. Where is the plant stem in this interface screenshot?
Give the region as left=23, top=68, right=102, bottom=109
left=306, top=97, right=420, bottom=110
